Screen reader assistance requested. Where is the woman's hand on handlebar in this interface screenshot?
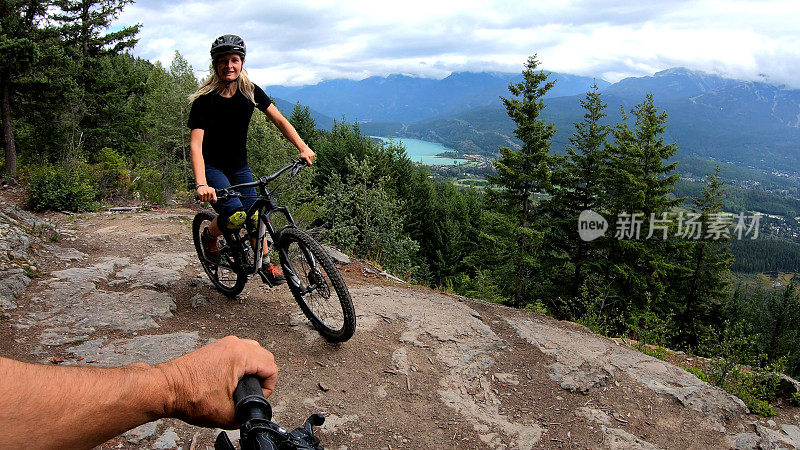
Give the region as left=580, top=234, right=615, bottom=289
left=197, top=185, right=217, bottom=203
left=299, top=145, right=315, bottom=166
left=156, top=336, right=278, bottom=429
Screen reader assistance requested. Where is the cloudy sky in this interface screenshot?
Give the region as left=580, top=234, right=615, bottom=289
left=115, top=0, right=800, bottom=88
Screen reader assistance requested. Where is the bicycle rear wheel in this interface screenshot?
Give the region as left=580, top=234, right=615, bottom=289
left=192, top=211, right=247, bottom=297
left=279, top=227, right=355, bottom=342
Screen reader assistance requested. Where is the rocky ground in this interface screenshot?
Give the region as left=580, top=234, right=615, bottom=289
left=1, top=188, right=799, bottom=449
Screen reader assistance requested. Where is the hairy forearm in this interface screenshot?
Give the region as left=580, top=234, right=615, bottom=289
left=0, top=337, right=278, bottom=449
left=0, top=358, right=170, bottom=450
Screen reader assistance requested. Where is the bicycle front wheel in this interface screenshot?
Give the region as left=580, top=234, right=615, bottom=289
left=192, top=211, right=247, bottom=297
left=279, top=227, right=355, bottom=342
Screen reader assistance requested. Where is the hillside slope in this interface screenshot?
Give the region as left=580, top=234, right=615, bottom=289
left=0, top=192, right=798, bottom=449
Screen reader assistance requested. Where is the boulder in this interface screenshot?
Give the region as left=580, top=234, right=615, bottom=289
left=321, top=244, right=350, bottom=265
left=0, top=269, right=30, bottom=310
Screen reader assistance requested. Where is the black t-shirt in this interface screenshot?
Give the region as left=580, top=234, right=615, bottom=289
left=187, top=84, right=272, bottom=170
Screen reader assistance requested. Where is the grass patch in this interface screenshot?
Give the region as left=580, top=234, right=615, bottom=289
left=631, top=343, right=780, bottom=417
left=633, top=343, right=671, bottom=361
left=684, top=366, right=710, bottom=383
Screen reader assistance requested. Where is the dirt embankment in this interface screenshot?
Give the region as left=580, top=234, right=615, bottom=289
left=1, top=190, right=798, bottom=449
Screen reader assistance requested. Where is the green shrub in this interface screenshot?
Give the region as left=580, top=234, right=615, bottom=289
left=88, top=148, right=130, bottom=198
left=321, top=155, right=419, bottom=277
left=630, top=310, right=676, bottom=348
left=131, top=166, right=181, bottom=204
left=446, top=270, right=505, bottom=303
left=26, top=165, right=99, bottom=211
left=708, top=357, right=781, bottom=417
left=574, top=283, right=614, bottom=335
left=523, top=300, right=549, bottom=315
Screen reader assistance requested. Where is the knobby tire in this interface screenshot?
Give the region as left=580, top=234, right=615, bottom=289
left=192, top=211, right=247, bottom=297
left=279, top=227, right=356, bottom=342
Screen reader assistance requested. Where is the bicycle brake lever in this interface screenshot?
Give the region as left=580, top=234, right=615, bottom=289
left=214, top=431, right=236, bottom=450
left=303, top=413, right=325, bottom=436
left=216, top=189, right=242, bottom=201
left=281, top=413, right=324, bottom=449
left=291, top=160, right=305, bottom=176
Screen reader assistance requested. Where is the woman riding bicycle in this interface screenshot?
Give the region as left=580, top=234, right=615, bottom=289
left=189, top=34, right=315, bottom=284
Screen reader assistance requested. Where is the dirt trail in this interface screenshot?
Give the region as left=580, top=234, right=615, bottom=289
left=1, top=195, right=799, bottom=449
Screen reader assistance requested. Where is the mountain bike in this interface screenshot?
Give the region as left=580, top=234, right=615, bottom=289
left=192, top=160, right=356, bottom=343
left=215, top=375, right=325, bottom=450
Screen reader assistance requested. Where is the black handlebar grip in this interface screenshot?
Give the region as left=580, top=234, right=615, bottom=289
left=234, top=375, right=263, bottom=404
left=233, top=375, right=272, bottom=424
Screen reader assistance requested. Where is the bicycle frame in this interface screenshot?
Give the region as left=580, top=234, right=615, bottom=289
left=216, top=161, right=306, bottom=285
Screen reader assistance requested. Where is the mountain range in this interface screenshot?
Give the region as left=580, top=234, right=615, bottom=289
left=268, top=72, right=609, bottom=124
left=266, top=68, right=800, bottom=174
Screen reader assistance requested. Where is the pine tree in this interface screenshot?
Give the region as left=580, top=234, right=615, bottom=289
left=403, top=168, right=484, bottom=286
left=603, top=94, right=682, bottom=335
left=0, top=0, right=49, bottom=179
left=545, top=84, right=611, bottom=318
left=761, top=284, right=800, bottom=376
left=83, top=53, right=152, bottom=158
left=140, top=52, right=197, bottom=187
left=672, top=167, right=734, bottom=350
left=51, top=0, right=141, bottom=158
left=486, top=55, right=556, bottom=308
left=169, top=51, right=198, bottom=183
left=606, top=94, right=681, bottom=218
left=52, top=0, right=139, bottom=61
left=313, top=120, right=373, bottom=189
left=289, top=102, right=317, bottom=146
left=565, top=85, right=611, bottom=214
left=490, top=55, right=555, bottom=227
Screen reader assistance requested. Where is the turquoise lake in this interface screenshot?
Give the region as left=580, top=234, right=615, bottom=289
left=372, top=137, right=468, bottom=166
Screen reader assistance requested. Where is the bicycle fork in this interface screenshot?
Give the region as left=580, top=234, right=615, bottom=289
left=275, top=246, right=302, bottom=289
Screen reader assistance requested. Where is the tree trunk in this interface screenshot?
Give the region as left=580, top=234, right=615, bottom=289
left=81, top=1, right=90, bottom=59
left=1, top=73, right=18, bottom=179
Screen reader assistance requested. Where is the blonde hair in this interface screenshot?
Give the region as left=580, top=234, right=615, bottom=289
left=189, top=58, right=256, bottom=104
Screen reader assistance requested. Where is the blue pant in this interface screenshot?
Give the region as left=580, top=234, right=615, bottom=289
left=205, top=164, right=257, bottom=222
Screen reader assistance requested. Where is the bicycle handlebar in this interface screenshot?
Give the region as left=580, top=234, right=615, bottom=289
left=234, top=376, right=272, bottom=423
left=197, top=160, right=307, bottom=203
left=219, top=159, right=307, bottom=198
left=215, top=375, right=325, bottom=450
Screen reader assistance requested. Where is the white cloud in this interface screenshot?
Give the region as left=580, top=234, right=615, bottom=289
left=114, top=0, right=800, bottom=87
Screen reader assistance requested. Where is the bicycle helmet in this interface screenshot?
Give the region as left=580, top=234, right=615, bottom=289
left=210, top=34, right=246, bottom=59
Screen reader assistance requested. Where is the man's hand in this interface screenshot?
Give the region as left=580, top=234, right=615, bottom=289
left=197, top=185, right=217, bottom=203
left=157, top=336, right=278, bottom=428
